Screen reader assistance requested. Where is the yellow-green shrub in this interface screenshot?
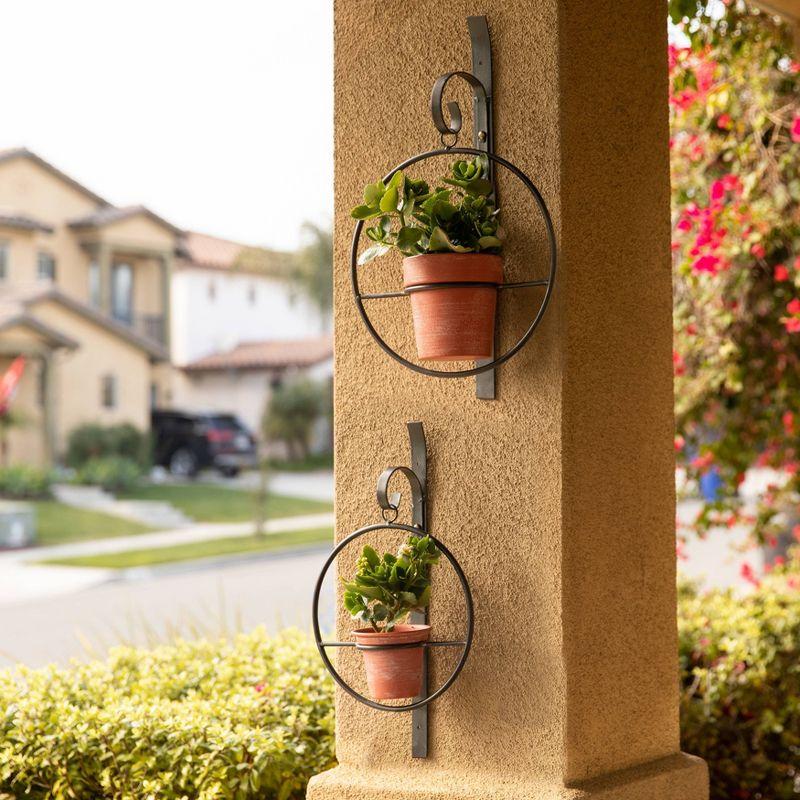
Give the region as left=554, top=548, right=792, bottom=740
left=0, top=629, right=335, bottom=800
left=679, top=578, right=800, bottom=799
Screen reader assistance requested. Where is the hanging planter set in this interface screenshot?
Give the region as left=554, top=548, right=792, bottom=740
left=313, top=15, right=558, bottom=759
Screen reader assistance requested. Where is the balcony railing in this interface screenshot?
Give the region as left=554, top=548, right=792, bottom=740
left=112, top=312, right=166, bottom=346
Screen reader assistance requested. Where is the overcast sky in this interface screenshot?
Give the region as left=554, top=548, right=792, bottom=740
left=1, top=1, right=333, bottom=251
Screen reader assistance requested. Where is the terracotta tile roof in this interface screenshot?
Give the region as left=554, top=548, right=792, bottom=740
left=0, top=210, right=54, bottom=234
left=179, top=231, right=292, bottom=276
left=69, top=204, right=182, bottom=235
left=183, top=336, right=332, bottom=372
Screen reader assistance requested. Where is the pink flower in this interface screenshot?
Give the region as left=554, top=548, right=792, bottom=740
left=787, top=298, right=800, bottom=315
left=254, top=683, right=265, bottom=693
left=793, top=524, right=800, bottom=543
left=674, top=435, right=685, bottom=452
left=792, top=114, right=800, bottom=143
left=785, top=318, right=800, bottom=333
left=717, top=113, right=732, bottom=130
left=710, top=180, right=726, bottom=202
left=775, top=264, right=790, bottom=281
left=784, top=411, right=795, bottom=434
left=740, top=562, right=760, bottom=588
left=751, top=243, right=766, bottom=259
left=693, top=254, right=720, bottom=275
left=692, top=452, right=714, bottom=470
left=677, top=218, right=692, bottom=232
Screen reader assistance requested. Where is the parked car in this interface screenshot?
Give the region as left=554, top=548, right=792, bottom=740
left=151, top=409, right=258, bottom=478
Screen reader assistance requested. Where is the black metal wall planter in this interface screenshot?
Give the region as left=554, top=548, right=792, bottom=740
left=311, top=422, right=474, bottom=758
left=350, top=16, right=558, bottom=400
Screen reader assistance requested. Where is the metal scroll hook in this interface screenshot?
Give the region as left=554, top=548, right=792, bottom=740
left=430, top=70, right=488, bottom=146
left=376, top=465, right=424, bottom=528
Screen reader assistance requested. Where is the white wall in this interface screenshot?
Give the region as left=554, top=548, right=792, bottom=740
left=170, top=267, right=325, bottom=365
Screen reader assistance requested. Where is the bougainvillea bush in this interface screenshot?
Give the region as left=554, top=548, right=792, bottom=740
left=679, top=574, right=800, bottom=799
left=669, top=1, right=800, bottom=551
left=0, top=629, right=335, bottom=800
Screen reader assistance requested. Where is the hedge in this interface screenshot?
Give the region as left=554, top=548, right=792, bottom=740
left=0, top=629, right=335, bottom=800
left=0, top=465, right=53, bottom=499
left=679, top=576, right=800, bottom=799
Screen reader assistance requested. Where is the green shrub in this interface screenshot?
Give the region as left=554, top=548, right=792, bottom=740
left=679, top=577, right=800, bottom=799
left=0, top=465, right=53, bottom=499
left=75, top=456, right=142, bottom=493
left=0, top=628, right=335, bottom=800
left=65, top=423, right=150, bottom=469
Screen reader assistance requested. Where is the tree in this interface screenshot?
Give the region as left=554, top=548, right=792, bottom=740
left=669, top=1, right=800, bottom=551
left=262, top=378, right=326, bottom=461
left=290, top=222, right=333, bottom=330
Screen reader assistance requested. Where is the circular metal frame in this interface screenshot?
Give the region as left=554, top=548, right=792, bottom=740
left=350, top=146, right=558, bottom=379
left=312, top=521, right=474, bottom=712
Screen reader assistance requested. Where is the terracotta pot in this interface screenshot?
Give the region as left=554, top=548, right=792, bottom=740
left=353, top=623, right=431, bottom=700
left=402, top=253, right=504, bottom=361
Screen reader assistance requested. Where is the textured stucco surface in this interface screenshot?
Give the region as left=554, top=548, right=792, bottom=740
left=311, top=0, right=708, bottom=797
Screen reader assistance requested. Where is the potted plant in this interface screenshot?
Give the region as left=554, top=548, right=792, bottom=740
left=343, top=533, right=441, bottom=700
left=351, top=155, right=503, bottom=361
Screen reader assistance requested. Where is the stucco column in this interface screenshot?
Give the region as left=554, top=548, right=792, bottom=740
left=310, top=1, right=709, bottom=798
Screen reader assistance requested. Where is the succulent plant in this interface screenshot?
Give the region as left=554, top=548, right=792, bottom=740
left=343, top=534, right=441, bottom=632
left=351, top=155, right=503, bottom=265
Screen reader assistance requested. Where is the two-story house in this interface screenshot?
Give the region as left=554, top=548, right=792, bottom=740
left=0, top=148, right=330, bottom=467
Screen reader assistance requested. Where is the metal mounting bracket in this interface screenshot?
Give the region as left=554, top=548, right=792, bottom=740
left=376, top=421, right=429, bottom=757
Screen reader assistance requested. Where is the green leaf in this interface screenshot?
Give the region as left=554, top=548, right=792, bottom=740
left=357, top=244, right=390, bottom=265
left=351, top=204, right=380, bottom=220
left=363, top=180, right=385, bottom=205
left=380, top=187, right=399, bottom=213
left=428, top=227, right=472, bottom=253
left=396, top=226, right=423, bottom=252
left=478, top=235, right=502, bottom=250
left=362, top=545, right=380, bottom=569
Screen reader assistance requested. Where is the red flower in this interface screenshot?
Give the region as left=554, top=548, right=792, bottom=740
left=676, top=217, right=692, bottom=232
left=692, top=452, right=714, bottom=470
left=793, top=524, right=800, bottom=543
left=785, top=318, right=800, bottom=333
left=775, top=264, right=790, bottom=281
left=740, top=562, right=760, bottom=588
left=674, top=434, right=685, bottom=452
left=792, top=114, right=800, bottom=143
left=710, top=179, right=726, bottom=202
left=787, top=298, right=800, bottom=315
left=783, top=411, right=795, bottom=434
left=751, top=243, right=766, bottom=259
left=692, top=254, right=720, bottom=275
left=717, top=113, right=732, bottom=130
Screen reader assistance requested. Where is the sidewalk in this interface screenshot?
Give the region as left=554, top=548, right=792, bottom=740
left=0, top=511, right=334, bottom=606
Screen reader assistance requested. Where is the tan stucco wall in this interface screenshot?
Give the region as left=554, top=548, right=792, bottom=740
left=0, top=158, right=98, bottom=299
left=310, top=1, right=707, bottom=798
left=95, top=215, right=176, bottom=253
left=32, top=300, right=151, bottom=453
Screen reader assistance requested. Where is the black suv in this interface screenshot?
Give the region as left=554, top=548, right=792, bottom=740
left=151, top=410, right=258, bottom=478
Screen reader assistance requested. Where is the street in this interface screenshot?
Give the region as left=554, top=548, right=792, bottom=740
left=0, top=546, right=334, bottom=668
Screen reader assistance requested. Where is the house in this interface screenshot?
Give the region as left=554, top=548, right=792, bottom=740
left=0, top=148, right=330, bottom=466
left=168, top=231, right=332, bottom=435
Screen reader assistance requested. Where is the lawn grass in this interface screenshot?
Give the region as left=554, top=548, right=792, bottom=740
left=40, top=527, right=333, bottom=569
left=268, top=452, right=333, bottom=472
left=119, top=484, right=332, bottom=523
left=34, top=501, right=152, bottom=546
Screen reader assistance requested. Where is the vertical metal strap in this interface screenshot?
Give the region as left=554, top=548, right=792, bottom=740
left=469, top=16, right=496, bottom=401
left=407, top=421, right=429, bottom=758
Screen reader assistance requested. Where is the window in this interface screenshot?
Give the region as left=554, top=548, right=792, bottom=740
left=88, top=262, right=101, bottom=307
left=111, top=263, right=133, bottom=323
left=0, top=242, right=8, bottom=281
left=101, top=374, right=117, bottom=409
left=208, top=280, right=216, bottom=301
left=37, top=252, right=56, bottom=281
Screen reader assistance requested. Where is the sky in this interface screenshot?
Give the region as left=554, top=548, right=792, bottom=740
left=1, top=1, right=333, bottom=251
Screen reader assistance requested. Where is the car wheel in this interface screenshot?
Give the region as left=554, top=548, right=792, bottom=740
left=219, top=466, right=240, bottom=478
left=169, top=448, right=198, bottom=478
